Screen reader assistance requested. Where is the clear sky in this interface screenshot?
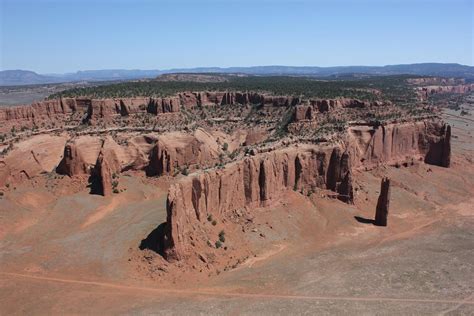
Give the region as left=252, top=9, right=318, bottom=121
left=1, top=0, right=472, bottom=73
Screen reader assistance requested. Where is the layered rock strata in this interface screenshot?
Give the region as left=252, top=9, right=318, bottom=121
left=348, top=121, right=451, bottom=168
left=1, top=93, right=386, bottom=130
left=415, top=84, right=474, bottom=101
left=162, top=145, right=354, bottom=261
left=160, top=120, right=452, bottom=261
left=294, top=99, right=389, bottom=121
left=147, top=129, right=221, bottom=176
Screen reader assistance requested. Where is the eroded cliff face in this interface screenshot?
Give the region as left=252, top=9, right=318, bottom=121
left=348, top=121, right=451, bottom=168
left=0, top=134, right=67, bottom=185
left=91, top=151, right=113, bottom=196
left=161, top=120, right=452, bottom=261
left=0, top=92, right=321, bottom=131
left=147, top=129, right=222, bottom=176
left=415, top=84, right=474, bottom=101
left=162, top=145, right=354, bottom=261
left=294, top=99, right=390, bottom=121
left=56, top=143, right=88, bottom=177
left=178, top=92, right=299, bottom=108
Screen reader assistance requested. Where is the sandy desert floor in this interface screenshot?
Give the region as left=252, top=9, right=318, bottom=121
left=0, top=110, right=473, bottom=315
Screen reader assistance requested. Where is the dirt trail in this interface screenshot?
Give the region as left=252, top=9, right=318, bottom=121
left=81, top=196, right=122, bottom=228
left=1, top=272, right=473, bottom=305
left=239, top=244, right=287, bottom=269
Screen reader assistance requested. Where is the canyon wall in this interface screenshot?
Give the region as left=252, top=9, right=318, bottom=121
left=161, top=119, right=451, bottom=261
left=162, top=144, right=354, bottom=261
left=0, top=92, right=363, bottom=131
left=294, top=99, right=389, bottom=121
left=147, top=129, right=221, bottom=176
left=415, top=84, right=474, bottom=101
left=348, top=120, right=451, bottom=168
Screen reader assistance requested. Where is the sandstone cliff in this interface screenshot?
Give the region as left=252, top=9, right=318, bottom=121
left=90, top=145, right=121, bottom=196
left=56, top=143, right=88, bottom=176
left=0, top=134, right=67, bottom=185
left=160, top=119, right=452, bottom=261
left=415, top=84, right=474, bottom=101
left=162, top=145, right=353, bottom=261
left=147, top=129, right=222, bottom=176
left=294, top=99, right=390, bottom=122
left=348, top=121, right=451, bottom=168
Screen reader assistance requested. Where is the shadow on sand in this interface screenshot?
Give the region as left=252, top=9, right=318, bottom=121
left=354, top=216, right=375, bottom=225
left=139, top=222, right=167, bottom=257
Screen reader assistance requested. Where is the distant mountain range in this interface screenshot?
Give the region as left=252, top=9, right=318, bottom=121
left=1, top=63, right=473, bottom=86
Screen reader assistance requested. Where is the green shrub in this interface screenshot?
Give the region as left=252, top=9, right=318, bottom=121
left=215, top=240, right=222, bottom=248
left=181, top=167, right=189, bottom=176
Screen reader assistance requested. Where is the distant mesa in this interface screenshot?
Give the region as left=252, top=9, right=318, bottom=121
left=2, top=63, right=474, bottom=86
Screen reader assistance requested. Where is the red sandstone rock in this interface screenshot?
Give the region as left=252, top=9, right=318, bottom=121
left=348, top=121, right=452, bottom=168
left=91, top=150, right=114, bottom=196
left=415, top=84, right=474, bottom=101
left=56, top=143, right=88, bottom=177
left=375, top=177, right=390, bottom=226
left=161, top=145, right=353, bottom=261
left=147, top=129, right=221, bottom=176
left=441, top=124, right=451, bottom=168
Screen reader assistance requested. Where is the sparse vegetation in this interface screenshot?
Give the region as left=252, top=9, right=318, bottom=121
left=48, top=75, right=418, bottom=106
left=112, top=179, right=119, bottom=193
left=218, top=230, right=226, bottom=243
left=181, top=167, right=189, bottom=176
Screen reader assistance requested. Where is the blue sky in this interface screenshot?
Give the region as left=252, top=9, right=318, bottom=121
left=1, top=0, right=472, bottom=73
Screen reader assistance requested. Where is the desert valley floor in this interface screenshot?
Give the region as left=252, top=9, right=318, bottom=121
left=1, top=116, right=473, bottom=314
left=0, top=76, right=473, bottom=315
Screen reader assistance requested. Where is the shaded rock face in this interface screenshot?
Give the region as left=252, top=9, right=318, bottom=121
left=147, top=140, right=173, bottom=176
left=424, top=123, right=451, bottom=168
left=90, top=151, right=114, bottom=196
left=56, top=143, right=88, bottom=177
left=442, top=124, right=451, bottom=168
left=348, top=121, right=452, bottom=169
left=327, top=149, right=354, bottom=204
left=161, top=146, right=354, bottom=261
left=85, top=98, right=148, bottom=122
left=146, top=97, right=180, bottom=114
left=175, top=91, right=299, bottom=108
left=375, top=177, right=391, bottom=226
